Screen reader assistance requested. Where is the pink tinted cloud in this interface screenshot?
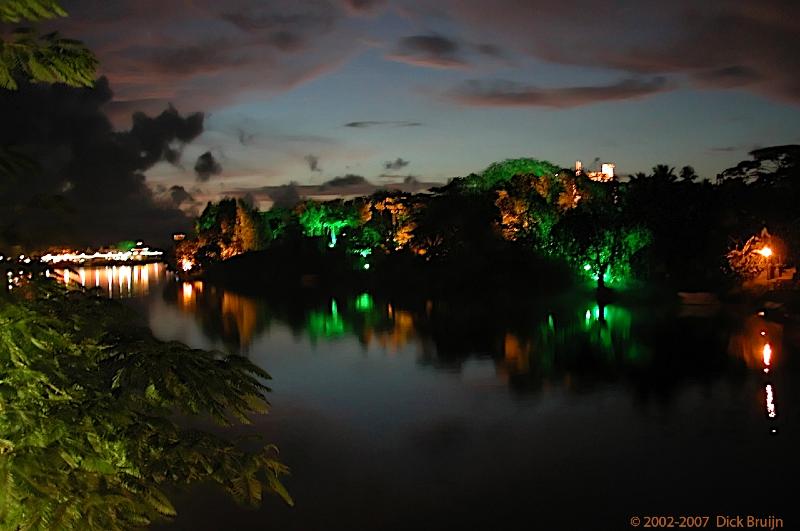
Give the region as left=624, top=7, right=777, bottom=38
left=432, top=0, right=800, bottom=104
left=54, top=0, right=362, bottom=125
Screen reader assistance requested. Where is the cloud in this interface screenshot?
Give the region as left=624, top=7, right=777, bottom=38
left=266, top=182, right=302, bottom=209
left=344, top=120, right=422, bottom=128
left=474, top=43, right=504, bottom=58
left=692, top=66, right=763, bottom=89
left=47, top=0, right=362, bottom=126
left=383, top=157, right=410, bottom=170
left=304, top=154, right=322, bottom=172
left=341, top=0, right=385, bottom=14
left=194, top=151, right=223, bottom=181
left=321, top=174, right=370, bottom=188
left=236, top=128, right=256, bottom=145
left=448, top=77, right=672, bottom=108
left=387, top=34, right=468, bottom=69
left=432, top=0, right=800, bottom=104
left=0, top=77, right=202, bottom=248
left=169, top=185, right=195, bottom=206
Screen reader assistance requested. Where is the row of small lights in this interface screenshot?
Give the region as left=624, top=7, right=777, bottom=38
left=40, top=248, right=163, bottom=264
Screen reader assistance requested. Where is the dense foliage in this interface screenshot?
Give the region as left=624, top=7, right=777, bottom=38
left=0, top=281, right=291, bottom=530
left=179, top=147, right=800, bottom=293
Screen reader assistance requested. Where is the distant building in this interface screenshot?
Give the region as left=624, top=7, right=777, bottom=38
left=575, top=160, right=615, bottom=182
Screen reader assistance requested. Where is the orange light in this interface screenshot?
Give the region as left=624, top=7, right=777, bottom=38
left=756, top=246, right=773, bottom=257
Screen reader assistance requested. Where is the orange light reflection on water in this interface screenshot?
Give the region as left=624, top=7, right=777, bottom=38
left=57, top=263, right=168, bottom=298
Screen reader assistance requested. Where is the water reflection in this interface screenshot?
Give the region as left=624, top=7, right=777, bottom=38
left=55, top=262, right=169, bottom=298
left=158, top=282, right=765, bottom=401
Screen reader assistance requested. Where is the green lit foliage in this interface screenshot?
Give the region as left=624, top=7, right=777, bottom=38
left=1, top=0, right=66, bottom=22
left=554, top=180, right=651, bottom=288
left=464, top=158, right=562, bottom=192
left=0, top=0, right=98, bottom=90
left=260, top=207, right=293, bottom=244
left=115, top=240, right=136, bottom=252
left=297, top=199, right=363, bottom=248
left=0, top=281, right=291, bottom=530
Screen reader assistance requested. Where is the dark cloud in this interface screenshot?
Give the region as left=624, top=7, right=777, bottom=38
left=342, top=0, right=385, bottom=14
left=345, top=120, right=422, bottom=128
left=194, top=151, right=223, bottom=182
left=474, top=43, right=504, bottom=58
left=236, top=128, right=256, bottom=145
left=387, top=34, right=467, bottom=69
left=448, top=77, right=671, bottom=108
left=321, top=174, right=370, bottom=188
left=692, top=66, right=763, bottom=89
left=437, top=0, right=800, bottom=104
left=169, top=185, right=194, bottom=206
left=267, top=182, right=302, bottom=209
left=383, top=157, right=410, bottom=170
left=304, top=154, right=322, bottom=172
left=46, top=1, right=358, bottom=127
left=0, top=77, right=200, bottom=248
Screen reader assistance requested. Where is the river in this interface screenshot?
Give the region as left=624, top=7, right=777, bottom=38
left=58, top=264, right=798, bottom=529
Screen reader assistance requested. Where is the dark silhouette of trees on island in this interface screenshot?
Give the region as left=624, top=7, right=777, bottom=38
left=179, top=146, right=800, bottom=294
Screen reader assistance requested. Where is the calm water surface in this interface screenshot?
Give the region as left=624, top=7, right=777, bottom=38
left=66, top=265, right=799, bottom=530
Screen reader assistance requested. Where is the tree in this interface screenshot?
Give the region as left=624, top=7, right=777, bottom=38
left=233, top=201, right=265, bottom=253
left=0, top=281, right=291, bottom=530
left=554, top=180, right=651, bottom=289
left=651, top=164, right=677, bottom=182
left=297, top=199, right=363, bottom=248
left=459, top=158, right=562, bottom=192
left=0, top=0, right=97, bottom=90
left=1, top=0, right=98, bottom=181
left=679, top=165, right=698, bottom=182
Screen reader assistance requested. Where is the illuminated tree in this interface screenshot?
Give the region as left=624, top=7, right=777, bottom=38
left=363, top=192, right=418, bottom=251
left=233, top=201, right=264, bottom=254
left=726, top=228, right=777, bottom=280
left=495, top=171, right=579, bottom=246
left=297, top=199, right=363, bottom=248
left=468, top=158, right=561, bottom=191
left=554, top=180, right=651, bottom=289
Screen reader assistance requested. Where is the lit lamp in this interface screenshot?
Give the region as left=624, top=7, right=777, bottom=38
left=756, top=246, right=773, bottom=279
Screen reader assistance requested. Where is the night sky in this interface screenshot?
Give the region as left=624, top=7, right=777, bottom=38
left=11, top=0, right=800, bottom=242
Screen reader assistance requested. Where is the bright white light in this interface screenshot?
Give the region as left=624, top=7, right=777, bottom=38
left=766, top=384, right=776, bottom=418
left=40, top=247, right=163, bottom=264
left=756, top=247, right=773, bottom=257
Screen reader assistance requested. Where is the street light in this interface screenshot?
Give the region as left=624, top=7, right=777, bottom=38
left=756, top=246, right=773, bottom=257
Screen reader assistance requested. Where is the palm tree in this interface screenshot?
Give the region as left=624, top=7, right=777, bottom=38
left=679, top=165, right=699, bottom=182
left=651, top=164, right=677, bottom=182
